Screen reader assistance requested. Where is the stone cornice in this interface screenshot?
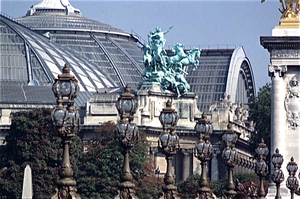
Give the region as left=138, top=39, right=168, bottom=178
left=260, top=36, right=300, bottom=51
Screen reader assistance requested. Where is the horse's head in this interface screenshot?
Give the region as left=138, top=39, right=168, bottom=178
left=193, top=48, right=201, bottom=58
left=172, top=43, right=184, bottom=54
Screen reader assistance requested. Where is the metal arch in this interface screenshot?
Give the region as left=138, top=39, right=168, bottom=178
left=56, top=49, right=98, bottom=91
left=0, top=15, right=53, bottom=82
left=237, top=69, right=250, bottom=103
left=60, top=43, right=117, bottom=90
left=58, top=34, right=118, bottom=89
left=91, top=34, right=126, bottom=87
left=50, top=46, right=91, bottom=92
left=240, top=59, right=256, bottom=97
left=225, top=46, right=256, bottom=103
left=24, top=43, right=32, bottom=82
left=20, top=27, right=64, bottom=82
left=106, top=36, right=144, bottom=77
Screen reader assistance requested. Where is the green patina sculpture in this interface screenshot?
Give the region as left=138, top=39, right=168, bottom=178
left=142, top=26, right=201, bottom=98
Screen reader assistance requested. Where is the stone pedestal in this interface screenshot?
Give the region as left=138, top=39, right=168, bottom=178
left=261, top=29, right=300, bottom=199
left=136, top=82, right=200, bottom=128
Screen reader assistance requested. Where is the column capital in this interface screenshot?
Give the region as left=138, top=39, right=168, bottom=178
left=150, top=146, right=158, bottom=154
left=181, top=148, right=193, bottom=156
left=268, top=65, right=287, bottom=77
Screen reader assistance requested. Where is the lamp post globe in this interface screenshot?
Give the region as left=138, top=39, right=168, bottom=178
left=52, top=64, right=79, bottom=104
left=195, top=113, right=213, bottom=141
left=256, top=139, right=269, bottom=160
left=116, top=85, right=138, bottom=122
left=159, top=100, right=179, bottom=131
left=222, top=124, right=238, bottom=148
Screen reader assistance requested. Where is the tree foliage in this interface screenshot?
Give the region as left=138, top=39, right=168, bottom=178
left=211, top=173, right=258, bottom=197
left=76, top=121, right=161, bottom=199
left=177, top=174, right=200, bottom=198
left=135, top=157, right=163, bottom=199
left=177, top=173, right=260, bottom=198
left=248, top=83, right=271, bottom=153
left=0, top=108, right=83, bottom=198
left=0, top=108, right=80, bottom=198
left=0, top=108, right=162, bottom=198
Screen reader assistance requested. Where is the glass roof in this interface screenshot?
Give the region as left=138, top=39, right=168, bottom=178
left=186, top=49, right=233, bottom=112
left=16, top=15, right=124, bottom=33
left=0, top=15, right=118, bottom=92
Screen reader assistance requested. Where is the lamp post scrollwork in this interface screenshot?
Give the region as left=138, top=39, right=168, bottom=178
left=194, top=113, right=214, bottom=199
left=115, top=85, right=139, bottom=199
left=51, top=63, right=81, bottom=199
left=158, top=100, right=180, bottom=199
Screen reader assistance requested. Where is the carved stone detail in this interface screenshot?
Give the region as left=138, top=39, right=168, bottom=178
left=181, top=148, right=193, bottom=156
left=268, top=65, right=287, bottom=77
left=285, top=76, right=300, bottom=129
left=271, top=49, right=300, bottom=58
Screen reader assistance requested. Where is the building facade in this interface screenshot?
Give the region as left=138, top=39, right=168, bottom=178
left=1, top=0, right=256, bottom=182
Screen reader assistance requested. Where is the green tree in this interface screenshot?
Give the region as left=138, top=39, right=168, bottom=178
left=135, top=157, right=163, bottom=199
left=76, top=121, right=160, bottom=199
left=0, top=110, right=159, bottom=198
left=211, top=173, right=258, bottom=197
left=0, top=108, right=83, bottom=198
left=248, top=83, right=271, bottom=153
left=177, top=174, right=200, bottom=198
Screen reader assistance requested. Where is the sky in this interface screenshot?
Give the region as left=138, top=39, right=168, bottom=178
left=1, top=0, right=282, bottom=92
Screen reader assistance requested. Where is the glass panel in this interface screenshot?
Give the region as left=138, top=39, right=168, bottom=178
left=44, top=60, right=61, bottom=75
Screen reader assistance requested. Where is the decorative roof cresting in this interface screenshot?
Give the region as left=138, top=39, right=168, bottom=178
left=26, top=0, right=81, bottom=16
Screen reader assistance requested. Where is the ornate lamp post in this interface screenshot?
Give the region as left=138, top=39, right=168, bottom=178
left=255, top=139, right=269, bottom=199
left=286, top=157, right=299, bottom=199
left=158, top=100, right=180, bottom=199
left=115, top=85, right=139, bottom=199
left=194, top=113, right=214, bottom=199
left=271, top=148, right=284, bottom=199
left=222, top=124, right=239, bottom=199
left=51, top=63, right=80, bottom=199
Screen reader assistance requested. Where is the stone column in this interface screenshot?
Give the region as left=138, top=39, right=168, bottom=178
left=269, top=65, right=287, bottom=165
left=150, top=147, right=158, bottom=168
left=210, top=153, right=219, bottom=181
left=267, top=65, right=287, bottom=198
left=181, top=148, right=192, bottom=181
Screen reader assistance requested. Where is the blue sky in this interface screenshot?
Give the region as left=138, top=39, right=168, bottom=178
left=1, top=0, right=281, bottom=91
